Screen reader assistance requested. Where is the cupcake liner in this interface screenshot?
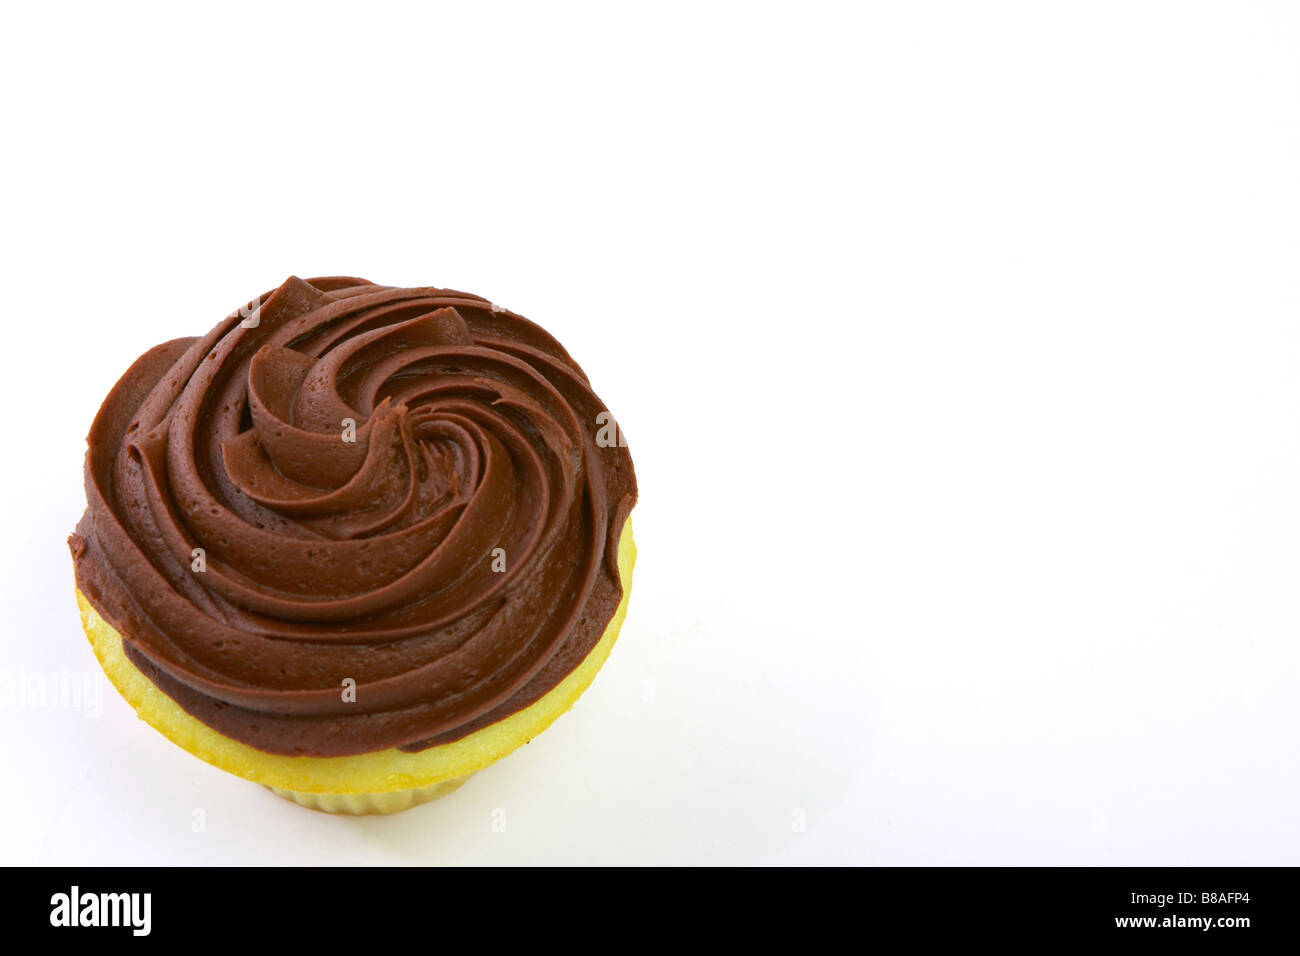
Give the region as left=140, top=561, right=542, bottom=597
left=266, top=773, right=473, bottom=815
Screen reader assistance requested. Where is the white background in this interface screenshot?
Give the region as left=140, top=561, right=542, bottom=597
left=1, top=1, right=1297, bottom=865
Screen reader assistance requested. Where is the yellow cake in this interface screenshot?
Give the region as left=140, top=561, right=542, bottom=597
left=75, top=519, right=633, bottom=814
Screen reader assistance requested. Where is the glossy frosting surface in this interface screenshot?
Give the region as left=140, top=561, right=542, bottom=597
left=70, top=277, right=636, bottom=756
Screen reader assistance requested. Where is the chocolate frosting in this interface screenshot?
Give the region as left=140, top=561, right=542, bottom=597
left=70, top=277, right=636, bottom=756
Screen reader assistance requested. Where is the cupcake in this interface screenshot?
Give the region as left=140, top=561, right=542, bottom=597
left=69, top=276, right=637, bottom=814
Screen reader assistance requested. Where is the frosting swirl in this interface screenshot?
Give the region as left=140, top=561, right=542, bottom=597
left=70, top=277, right=637, bottom=756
